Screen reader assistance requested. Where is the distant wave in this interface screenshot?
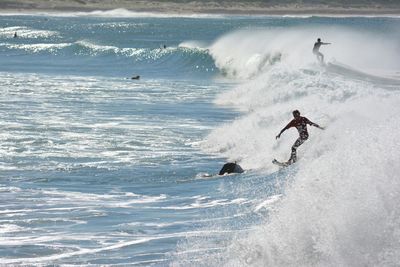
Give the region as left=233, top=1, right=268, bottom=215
left=1, top=39, right=215, bottom=73
left=1, top=8, right=229, bottom=19
left=0, top=26, right=59, bottom=39
left=1, top=42, right=70, bottom=53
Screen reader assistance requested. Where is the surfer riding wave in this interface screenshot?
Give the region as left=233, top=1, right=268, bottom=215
left=275, top=110, right=324, bottom=165
left=313, top=38, right=331, bottom=63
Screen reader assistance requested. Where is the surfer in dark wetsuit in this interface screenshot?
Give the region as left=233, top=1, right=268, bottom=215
left=276, top=110, right=324, bottom=164
left=313, top=38, right=331, bottom=63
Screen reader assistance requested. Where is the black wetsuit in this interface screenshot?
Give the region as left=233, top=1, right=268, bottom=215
left=313, top=41, right=324, bottom=62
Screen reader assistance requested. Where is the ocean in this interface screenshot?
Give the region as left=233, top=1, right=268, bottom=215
left=1, top=10, right=400, bottom=266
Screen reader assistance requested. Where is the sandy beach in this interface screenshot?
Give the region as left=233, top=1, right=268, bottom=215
left=1, top=0, right=400, bottom=15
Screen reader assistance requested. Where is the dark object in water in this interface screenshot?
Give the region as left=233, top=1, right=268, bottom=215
left=219, top=162, right=244, bottom=175
left=131, top=75, right=140, bottom=80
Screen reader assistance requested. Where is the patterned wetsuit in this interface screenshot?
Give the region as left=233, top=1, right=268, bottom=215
left=283, top=116, right=312, bottom=163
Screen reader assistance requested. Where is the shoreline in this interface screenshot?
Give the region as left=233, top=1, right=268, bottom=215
left=2, top=9, right=400, bottom=18
left=1, top=1, right=400, bottom=16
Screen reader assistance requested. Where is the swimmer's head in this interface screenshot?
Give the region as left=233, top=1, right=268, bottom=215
left=317, top=38, right=321, bottom=42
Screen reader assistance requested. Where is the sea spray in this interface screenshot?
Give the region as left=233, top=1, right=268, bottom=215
left=176, top=25, right=400, bottom=266
left=216, top=98, right=400, bottom=266
left=208, top=26, right=400, bottom=79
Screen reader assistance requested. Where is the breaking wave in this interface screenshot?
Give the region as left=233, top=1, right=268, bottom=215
left=173, top=25, right=400, bottom=266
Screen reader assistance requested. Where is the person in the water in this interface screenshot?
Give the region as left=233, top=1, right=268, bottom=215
left=276, top=110, right=324, bottom=164
left=313, top=38, right=331, bottom=63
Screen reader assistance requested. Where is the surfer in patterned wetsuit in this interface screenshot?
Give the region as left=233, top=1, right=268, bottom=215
left=276, top=110, right=324, bottom=164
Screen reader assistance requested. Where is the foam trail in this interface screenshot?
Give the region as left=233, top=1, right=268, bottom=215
left=2, top=230, right=234, bottom=264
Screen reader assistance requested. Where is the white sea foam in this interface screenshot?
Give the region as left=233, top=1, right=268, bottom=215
left=0, top=224, right=26, bottom=234
left=92, top=22, right=149, bottom=29
left=174, top=26, right=400, bottom=266
left=29, top=188, right=168, bottom=208
left=158, top=197, right=249, bottom=210
left=75, top=40, right=120, bottom=54
left=211, top=104, right=400, bottom=266
left=179, top=41, right=209, bottom=51
left=253, top=194, right=282, bottom=213
left=208, top=27, right=400, bottom=79
left=0, top=73, right=215, bottom=171
left=0, top=230, right=234, bottom=264
left=2, top=42, right=70, bottom=53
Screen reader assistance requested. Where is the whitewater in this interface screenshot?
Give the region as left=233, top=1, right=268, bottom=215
left=0, top=11, right=400, bottom=266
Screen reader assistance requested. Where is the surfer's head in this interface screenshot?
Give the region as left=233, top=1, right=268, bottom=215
left=293, top=110, right=301, bottom=118
left=317, top=38, right=321, bottom=42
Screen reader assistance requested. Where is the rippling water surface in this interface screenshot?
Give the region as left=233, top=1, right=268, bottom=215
left=1, top=12, right=400, bottom=266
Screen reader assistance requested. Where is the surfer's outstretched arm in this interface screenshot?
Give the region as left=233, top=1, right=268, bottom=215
left=307, top=119, right=324, bottom=130
left=276, top=121, right=294, bottom=139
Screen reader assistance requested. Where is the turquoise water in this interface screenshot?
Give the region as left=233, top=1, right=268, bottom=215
left=1, top=11, right=400, bottom=266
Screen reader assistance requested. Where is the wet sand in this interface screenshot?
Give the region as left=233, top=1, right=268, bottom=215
left=1, top=0, right=400, bottom=15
